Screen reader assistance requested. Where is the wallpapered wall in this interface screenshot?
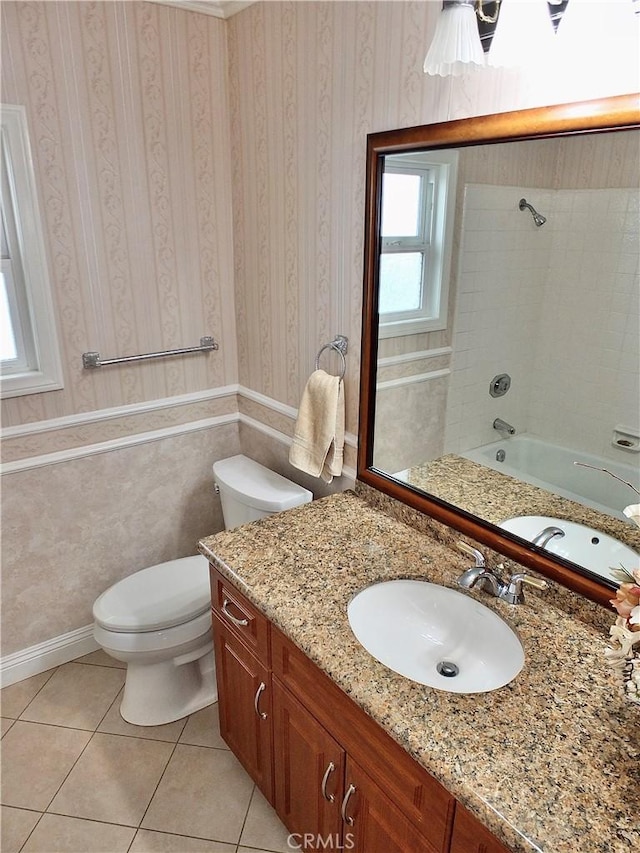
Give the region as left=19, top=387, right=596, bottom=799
left=1, top=0, right=237, bottom=428
left=226, top=0, right=639, bottom=437
left=1, top=0, right=638, bottom=662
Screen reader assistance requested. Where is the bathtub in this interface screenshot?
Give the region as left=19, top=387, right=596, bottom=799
left=463, top=435, right=639, bottom=521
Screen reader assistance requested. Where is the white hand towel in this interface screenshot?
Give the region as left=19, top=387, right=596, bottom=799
left=289, top=369, right=344, bottom=483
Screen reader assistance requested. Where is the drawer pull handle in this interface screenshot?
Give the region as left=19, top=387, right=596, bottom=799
left=321, top=761, right=336, bottom=802
left=341, top=783, right=356, bottom=826
left=222, top=598, right=249, bottom=627
left=254, top=681, right=268, bottom=719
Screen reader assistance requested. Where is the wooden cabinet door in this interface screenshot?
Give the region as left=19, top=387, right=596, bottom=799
left=450, top=803, right=512, bottom=853
left=343, top=758, right=441, bottom=853
left=212, top=613, right=273, bottom=803
left=272, top=678, right=344, bottom=851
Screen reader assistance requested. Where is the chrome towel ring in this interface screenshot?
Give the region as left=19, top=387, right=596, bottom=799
left=315, top=335, right=348, bottom=380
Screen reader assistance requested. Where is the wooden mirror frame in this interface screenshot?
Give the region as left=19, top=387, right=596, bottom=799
left=357, top=93, right=640, bottom=608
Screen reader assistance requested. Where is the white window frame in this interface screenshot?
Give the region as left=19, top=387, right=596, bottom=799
left=379, top=149, right=458, bottom=339
left=1, top=104, right=63, bottom=398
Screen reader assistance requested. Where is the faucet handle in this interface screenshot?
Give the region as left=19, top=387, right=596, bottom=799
left=503, top=572, right=548, bottom=604
left=456, top=541, right=485, bottom=567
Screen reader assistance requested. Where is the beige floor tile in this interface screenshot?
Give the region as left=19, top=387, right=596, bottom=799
left=0, top=806, right=41, bottom=853
left=49, top=732, right=173, bottom=826
left=141, top=744, right=254, bottom=843
left=130, top=829, right=236, bottom=852
left=21, top=813, right=135, bottom=852
left=238, top=849, right=288, bottom=853
left=1, top=717, right=15, bottom=737
left=20, top=663, right=125, bottom=730
left=74, top=649, right=126, bottom=668
left=239, top=787, right=292, bottom=853
left=98, top=690, right=188, bottom=742
left=179, top=703, right=227, bottom=749
left=0, top=670, right=56, bottom=719
left=0, top=721, right=91, bottom=811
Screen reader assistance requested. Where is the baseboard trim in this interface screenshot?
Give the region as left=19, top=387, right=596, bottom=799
left=0, top=625, right=99, bottom=688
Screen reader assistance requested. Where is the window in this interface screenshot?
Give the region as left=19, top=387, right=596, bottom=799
left=378, top=150, right=458, bottom=338
left=1, top=104, right=63, bottom=398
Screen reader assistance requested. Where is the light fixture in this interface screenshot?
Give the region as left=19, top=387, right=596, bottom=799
left=423, top=1, right=487, bottom=77
left=488, top=0, right=556, bottom=68
left=556, top=0, right=639, bottom=65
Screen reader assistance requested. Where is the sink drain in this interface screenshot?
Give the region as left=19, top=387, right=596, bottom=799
left=436, top=660, right=459, bottom=678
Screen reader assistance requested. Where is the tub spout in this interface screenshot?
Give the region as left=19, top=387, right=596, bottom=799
left=493, top=418, right=516, bottom=435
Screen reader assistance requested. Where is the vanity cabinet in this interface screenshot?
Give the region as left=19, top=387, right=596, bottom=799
left=272, top=678, right=344, bottom=846
left=449, top=803, right=511, bottom=853
left=210, top=571, right=273, bottom=804
left=210, top=566, right=513, bottom=853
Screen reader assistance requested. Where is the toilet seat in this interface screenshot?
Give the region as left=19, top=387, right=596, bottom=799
left=93, top=555, right=210, bottom=633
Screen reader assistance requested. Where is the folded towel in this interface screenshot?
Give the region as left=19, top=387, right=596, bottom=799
left=289, top=369, right=344, bottom=483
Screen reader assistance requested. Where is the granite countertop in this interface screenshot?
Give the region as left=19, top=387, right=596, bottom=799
left=401, top=454, right=640, bottom=554
left=199, top=491, right=639, bottom=853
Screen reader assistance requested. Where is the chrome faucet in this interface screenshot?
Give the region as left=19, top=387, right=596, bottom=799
left=456, top=542, right=547, bottom=604
left=531, top=526, right=565, bottom=549
left=493, top=418, right=516, bottom=435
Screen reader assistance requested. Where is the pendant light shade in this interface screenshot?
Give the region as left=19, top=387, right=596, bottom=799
left=556, top=0, right=639, bottom=63
left=423, top=0, right=486, bottom=77
left=488, top=0, right=556, bottom=68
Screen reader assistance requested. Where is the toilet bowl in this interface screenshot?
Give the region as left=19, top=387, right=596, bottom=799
left=93, top=454, right=312, bottom=726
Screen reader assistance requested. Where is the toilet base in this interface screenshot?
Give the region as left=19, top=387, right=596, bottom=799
left=119, top=646, right=217, bottom=726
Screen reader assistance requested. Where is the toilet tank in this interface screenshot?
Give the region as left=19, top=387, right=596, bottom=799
left=213, top=454, right=313, bottom=531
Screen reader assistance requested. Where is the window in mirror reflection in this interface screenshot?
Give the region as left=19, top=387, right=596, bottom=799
left=379, top=151, right=458, bottom=338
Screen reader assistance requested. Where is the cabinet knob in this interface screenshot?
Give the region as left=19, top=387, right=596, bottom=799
left=254, top=682, right=268, bottom=720
left=341, top=783, right=357, bottom=826
left=321, top=761, right=336, bottom=803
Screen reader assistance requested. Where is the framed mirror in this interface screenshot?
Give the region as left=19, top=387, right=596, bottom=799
left=358, top=94, right=640, bottom=606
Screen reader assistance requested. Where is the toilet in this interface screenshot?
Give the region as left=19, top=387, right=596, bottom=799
left=92, top=455, right=312, bottom=726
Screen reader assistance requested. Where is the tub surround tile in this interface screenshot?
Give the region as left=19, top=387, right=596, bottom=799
left=48, top=733, right=174, bottom=826
left=19, top=663, right=125, bottom=731
left=141, top=744, right=254, bottom=842
left=199, top=491, right=640, bottom=853
left=20, top=813, right=135, bottom=853
left=0, top=722, right=91, bottom=811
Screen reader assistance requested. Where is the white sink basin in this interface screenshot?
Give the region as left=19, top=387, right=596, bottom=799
left=499, top=515, right=640, bottom=583
left=347, top=580, right=524, bottom=694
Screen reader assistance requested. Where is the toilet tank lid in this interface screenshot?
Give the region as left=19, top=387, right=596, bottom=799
left=213, top=454, right=312, bottom=512
left=93, top=555, right=210, bottom=632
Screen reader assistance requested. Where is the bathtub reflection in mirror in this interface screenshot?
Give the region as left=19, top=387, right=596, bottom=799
left=363, top=109, right=640, bottom=593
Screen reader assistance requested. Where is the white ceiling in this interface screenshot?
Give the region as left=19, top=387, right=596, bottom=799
left=149, top=1, right=256, bottom=19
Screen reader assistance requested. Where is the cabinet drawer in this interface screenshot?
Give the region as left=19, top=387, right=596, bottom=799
left=210, top=566, right=270, bottom=665
left=272, top=626, right=454, bottom=852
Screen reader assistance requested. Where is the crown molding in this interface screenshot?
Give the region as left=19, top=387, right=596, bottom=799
left=148, top=0, right=256, bottom=19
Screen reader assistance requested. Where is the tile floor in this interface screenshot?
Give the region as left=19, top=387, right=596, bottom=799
left=0, top=650, right=292, bottom=853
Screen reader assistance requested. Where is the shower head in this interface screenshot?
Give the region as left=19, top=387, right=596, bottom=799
left=519, top=197, right=546, bottom=227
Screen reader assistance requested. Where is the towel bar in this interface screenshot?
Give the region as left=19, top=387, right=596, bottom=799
left=315, top=335, right=348, bottom=380
left=82, top=336, right=218, bottom=369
